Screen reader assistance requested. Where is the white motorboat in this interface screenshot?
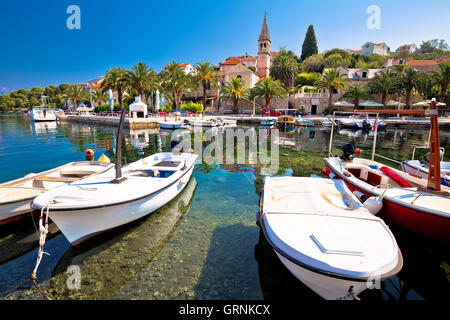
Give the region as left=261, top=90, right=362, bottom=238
left=31, top=152, right=198, bottom=245
left=0, top=161, right=113, bottom=225
left=261, top=118, right=276, bottom=126
left=296, top=117, right=314, bottom=126
left=190, top=119, right=220, bottom=127
left=29, top=107, right=57, bottom=122
left=336, top=117, right=364, bottom=129
left=258, top=176, right=403, bottom=300
left=220, top=119, right=237, bottom=127
left=158, top=120, right=190, bottom=130
left=321, top=120, right=332, bottom=127
left=401, top=147, right=450, bottom=187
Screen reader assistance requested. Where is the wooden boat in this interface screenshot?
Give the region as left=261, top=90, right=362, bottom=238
left=31, top=152, right=197, bottom=245
left=29, top=107, right=57, bottom=122
left=323, top=157, right=450, bottom=246
left=276, top=116, right=296, bottom=130
left=258, top=176, right=403, bottom=300
left=324, top=103, right=450, bottom=246
left=0, top=161, right=113, bottom=225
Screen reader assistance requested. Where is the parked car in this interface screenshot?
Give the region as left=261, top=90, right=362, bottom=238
left=261, top=108, right=281, bottom=116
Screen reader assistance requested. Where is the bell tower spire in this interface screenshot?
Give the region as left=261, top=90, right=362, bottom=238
left=257, top=13, right=271, bottom=78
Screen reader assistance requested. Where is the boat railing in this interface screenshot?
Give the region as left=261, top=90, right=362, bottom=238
left=411, top=146, right=445, bottom=161
left=374, top=153, right=402, bottom=165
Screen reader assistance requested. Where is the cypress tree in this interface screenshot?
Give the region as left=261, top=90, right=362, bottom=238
left=301, top=25, right=318, bottom=61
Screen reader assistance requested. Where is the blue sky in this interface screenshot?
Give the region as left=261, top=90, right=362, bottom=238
left=0, top=0, right=449, bottom=92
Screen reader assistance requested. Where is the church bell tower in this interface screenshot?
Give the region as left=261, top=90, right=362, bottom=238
left=257, top=13, right=271, bottom=78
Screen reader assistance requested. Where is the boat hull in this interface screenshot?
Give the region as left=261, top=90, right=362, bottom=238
left=275, top=251, right=367, bottom=300
left=324, top=160, right=450, bottom=246
left=47, top=165, right=195, bottom=245
left=0, top=199, right=33, bottom=225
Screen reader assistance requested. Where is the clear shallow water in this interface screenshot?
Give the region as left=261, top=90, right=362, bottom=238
left=0, top=114, right=449, bottom=300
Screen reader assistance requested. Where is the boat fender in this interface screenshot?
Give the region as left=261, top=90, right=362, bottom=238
left=352, top=191, right=368, bottom=203
left=363, top=196, right=383, bottom=215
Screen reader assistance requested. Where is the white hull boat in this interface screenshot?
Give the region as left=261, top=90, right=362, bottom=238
left=190, top=119, right=220, bottom=127
left=31, top=152, right=198, bottom=245
left=261, top=118, right=276, bottom=126
left=321, top=120, right=332, bottom=127
left=402, top=160, right=450, bottom=187
left=296, top=117, right=314, bottom=126
left=258, top=176, right=403, bottom=300
left=337, top=118, right=364, bottom=129
left=0, top=161, right=113, bottom=225
left=29, top=108, right=57, bottom=122
left=158, top=120, right=189, bottom=129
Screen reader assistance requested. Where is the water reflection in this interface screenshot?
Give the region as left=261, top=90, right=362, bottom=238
left=0, top=116, right=449, bottom=300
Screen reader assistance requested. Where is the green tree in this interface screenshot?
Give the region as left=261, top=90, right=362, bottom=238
left=324, top=49, right=350, bottom=59
left=432, top=63, right=450, bottom=103
left=301, top=54, right=325, bottom=73
left=324, top=53, right=351, bottom=68
left=126, top=62, right=155, bottom=99
left=319, top=68, right=347, bottom=112
left=343, top=84, right=372, bottom=109
left=301, top=25, right=318, bottom=61
left=396, top=68, right=420, bottom=109
left=68, top=84, right=86, bottom=109
left=295, top=72, right=322, bottom=87
left=161, top=62, right=196, bottom=110
left=194, top=61, right=220, bottom=115
left=93, top=90, right=107, bottom=106
left=221, top=77, right=249, bottom=114
left=368, top=70, right=398, bottom=108
left=249, top=76, right=287, bottom=109
left=416, top=72, right=438, bottom=100
left=102, top=67, right=128, bottom=110
left=270, top=52, right=299, bottom=87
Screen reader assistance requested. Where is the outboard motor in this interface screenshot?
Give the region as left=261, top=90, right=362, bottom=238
left=341, top=143, right=355, bottom=161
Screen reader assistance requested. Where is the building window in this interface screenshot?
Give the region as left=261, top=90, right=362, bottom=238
left=362, top=71, right=367, bottom=78
left=333, top=89, right=338, bottom=94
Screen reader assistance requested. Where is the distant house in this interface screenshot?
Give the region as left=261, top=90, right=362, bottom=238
left=405, top=60, right=440, bottom=73
left=329, top=67, right=384, bottom=82
left=396, top=43, right=417, bottom=53
left=177, top=63, right=195, bottom=75
left=360, top=42, right=389, bottom=56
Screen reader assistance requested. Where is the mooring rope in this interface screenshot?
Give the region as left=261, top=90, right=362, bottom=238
left=0, top=203, right=54, bottom=300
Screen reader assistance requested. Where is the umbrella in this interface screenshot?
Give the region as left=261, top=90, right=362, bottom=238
left=332, top=100, right=355, bottom=107
left=386, top=100, right=406, bottom=107
left=359, top=100, right=384, bottom=107
left=156, top=90, right=160, bottom=111
left=108, top=89, right=114, bottom=111
left=412, top=100, right=446, bottom=107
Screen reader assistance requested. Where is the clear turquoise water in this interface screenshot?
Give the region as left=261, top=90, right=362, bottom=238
left=0, top=114, right=449, bottom=300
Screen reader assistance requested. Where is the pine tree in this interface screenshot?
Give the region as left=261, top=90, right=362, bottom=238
left=301, top=25, right=318, bottom=61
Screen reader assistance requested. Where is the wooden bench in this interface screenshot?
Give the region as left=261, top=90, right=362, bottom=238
left=34, top=176, right=79, bottom=182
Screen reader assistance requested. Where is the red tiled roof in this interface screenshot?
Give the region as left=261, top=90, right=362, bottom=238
left=407, top=60, right=438, bottom=66
left=178, top=63, right=190, bottom=67
left=347, top=49, right=362, bottom=53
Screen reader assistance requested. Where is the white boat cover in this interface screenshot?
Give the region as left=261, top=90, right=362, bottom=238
left=262, top=177, right=401, bottom=279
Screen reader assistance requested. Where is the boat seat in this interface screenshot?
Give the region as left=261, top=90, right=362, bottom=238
left=34, top=176, right=79, bottom=182
left=59, top=169, right=98, bottom=177
left=153, top=161, right=181, bottom=168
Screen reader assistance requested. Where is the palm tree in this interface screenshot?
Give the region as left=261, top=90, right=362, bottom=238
left=68, top=84, right=85, bottom=109
left=126, top=62, right=155, bottom=100
left=343, top=84, right=372, bottom=109
left=194, top=61, right=220, bottom=115
left=319, top=68, right=346, bottom=112
left=221, top=77, right=249, bottom=113
left=102, top=67, right=128, bottom=110
left=368, top=69, right=397, bottom=108
left=93, top=90, right=107, bottom=106
left=249, top=76, right=287, bottom=109
left=416, top=72, right=437, bottom=100
left=397, top=68, right=420, bottom=109
left=432, top=62, right=450, bottom=103
left=161, top=62, right=196, bottom=110
left=270, top=49, right=299, bottom=87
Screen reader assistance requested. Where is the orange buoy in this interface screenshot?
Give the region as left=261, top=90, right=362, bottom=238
left=85, top=149, right=94, bottom=161
left=355, top=148, right=361, bottom=157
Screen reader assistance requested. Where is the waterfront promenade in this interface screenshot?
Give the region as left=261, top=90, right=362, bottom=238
left=58, top=113, right=450, bottom=129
